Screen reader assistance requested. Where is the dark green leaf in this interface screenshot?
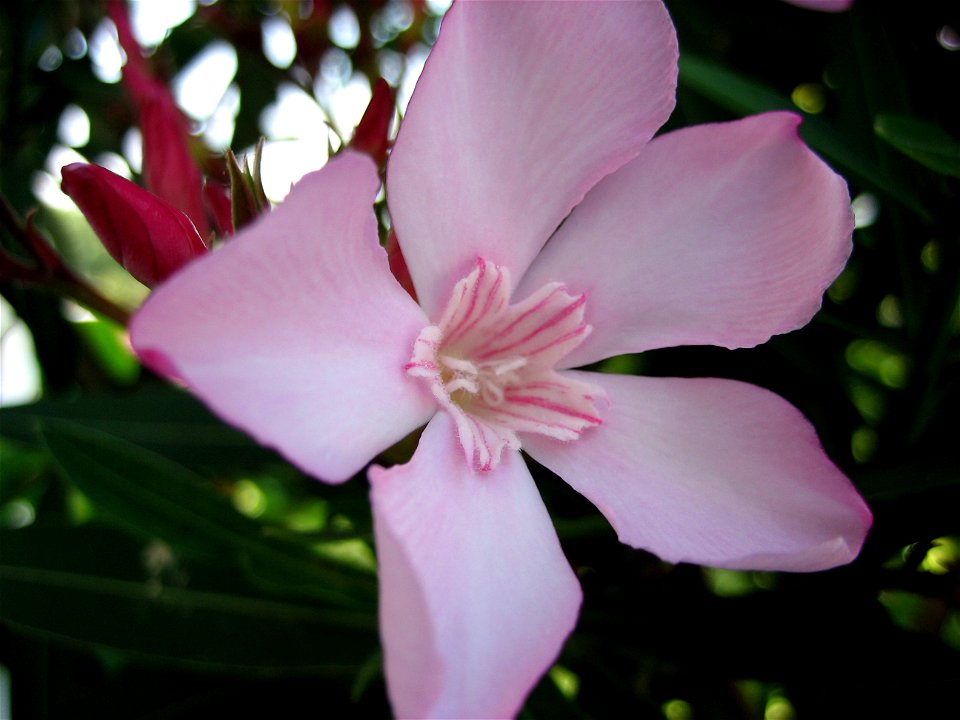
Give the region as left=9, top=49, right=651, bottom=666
left=857, top=464, right=960, bottom=501
left=678, top=53, right=787, bottom=116
left=0, top=524, right=377, bottom=673
left=226, top=139, right=269, bottom=233
left=39, top=419, right=377, bottom=607
left=0, top=389, right=278, bottom=468
left=678, top=54, right=931, bottom=221
left=73, top=316, right=140, bottom=384
left=874, top=115, right=960, bottom=178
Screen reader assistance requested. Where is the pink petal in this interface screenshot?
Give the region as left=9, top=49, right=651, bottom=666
left=524, top=372, right=872, bottom=571
left=387, top=0, right=678, bottom=318
left=782, top=0, right=853, bottom=11
left=131, top=151, right=436, bottom=483
left=518, top=112, right=854, bottom=367
left=370, top=412, right=582, bottom=719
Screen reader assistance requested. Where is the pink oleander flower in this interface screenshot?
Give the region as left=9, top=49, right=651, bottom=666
left=131, top=2, right=872, bottom=717
left=782, top=0, right=853, bottom=11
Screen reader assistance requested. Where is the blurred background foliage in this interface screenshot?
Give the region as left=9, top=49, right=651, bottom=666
left=1, top=0, right=959, bottom=718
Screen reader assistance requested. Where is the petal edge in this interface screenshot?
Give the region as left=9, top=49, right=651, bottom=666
left=132, top=152, right=436, bottom=483
left=525, top=372, right=871, bottom=572
left=371, top=412, right=582, bottom=718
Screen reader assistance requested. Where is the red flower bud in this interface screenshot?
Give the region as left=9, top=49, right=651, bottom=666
left=60, top=163, right=207, bottom=287
left=385, top=228, right=417, bottom=302
left=109, top=0, right=211, bottom=240
left=351, top=78, right=395, bottom=169
left=139, top=91, right=211, bottom=240
left=203, top=180, right=234, bottom=237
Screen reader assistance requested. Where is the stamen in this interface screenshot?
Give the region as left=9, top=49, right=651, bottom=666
left=447, top=378, right=480, bottom=394
left=407, top=258, right=603, bottom=471
left=440, top=355, right=479, bottom=374
left=481, top=382, right=505, bottom=406
left=492, top=357, right=527, bottom=376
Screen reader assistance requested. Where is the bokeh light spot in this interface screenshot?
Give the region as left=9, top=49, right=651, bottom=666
left=549, top=665, right=580, bottom=700
left=57, top=104, right=91, bottom=148
left=173, top=41, right=238, bottom=121
left=314, top=538, right=377, bottom=571
left=851, top=426, right=878, bottom=463
left=791, top=83, right=826, bottom=114
left=920, top=240, right=940, bottom=273
left=919, top=537, right=960, bottom=575
left=129, top=0, right=196, bottom=48
left=852, top=192, right=880, bottom=228
left=849, top=380, right=886, bottom=424
left=827, top=265, right=858, bottom=303
left=329, top=5, right=361, bottom=49
left=0, top=299, right=42, bottom=407
left=372, top=1, right=415, bottom=45
left=0, top=499, right=36, bottom=529
left=703, top=567, right=756, bottom=597
left=943, top=611, right=960, bottom=651
left=262, top=16, right=298, bottom=69
left=662, top=699, right=693, bottom=720
left=38, top=45, right=63, bottom=72
left=89, top=19, right=124, bottom=84
left=233, top=479, right=268, bottom=518
left=846, top=339, right=909, bottom=388
left=765, top=695, right=796, bottom=720
left=937, top=25, right=960, bottom=51
left=63, top=28, right=88, bottom=59
left=877, top=294, right=903, bottom=328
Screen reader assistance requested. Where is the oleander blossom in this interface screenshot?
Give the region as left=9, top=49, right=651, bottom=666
left=782, top=0, right=853, bottom=11
left=131, top=2, right=872, bottom=718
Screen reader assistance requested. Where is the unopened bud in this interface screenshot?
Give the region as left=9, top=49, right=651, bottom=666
left=351, top=79, right=395, bottom=169
left=61, top=163, right=207, bottom=286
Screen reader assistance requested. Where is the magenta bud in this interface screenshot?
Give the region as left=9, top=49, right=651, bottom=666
left=60, top=163, right=207, bottom=287
left=109, top=0, right=210, bottom=240
left=351, top=78, right=395, bottom=169
left=203, top=180, right=234, bottom=237
left=139, top=92, right=211, bottom=240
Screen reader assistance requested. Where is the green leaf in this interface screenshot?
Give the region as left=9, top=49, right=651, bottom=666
left=856, top=464, right=960, bottom=501
left=678, top=54, right=787, bottom=116
left=874, top=115, right=960, bottom=178
left=226, top=138, right=269, bottom=232
left=0, top=389, right=278, bottom=468
left=678, top=54, right=931, bottom=221
left=39, top=419, right=377, bottom=607
left=72, top=316, right=140, bottom=384
left=0, top=524, right=377, bottom=673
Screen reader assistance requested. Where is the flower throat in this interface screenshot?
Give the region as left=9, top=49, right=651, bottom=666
left=406, top=258, right=603, bottom=471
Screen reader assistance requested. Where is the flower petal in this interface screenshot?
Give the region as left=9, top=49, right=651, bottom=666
left=782, top=0, right=853, bottom=12
left=370, top=412, right=582, bottom=719
left=387, top=0, right=678, bottom=317
left=518, top=112, right=853, bottom=367
left=524, top=372, right=872, bottom=571
left=131, top=151, right=436, bottom=483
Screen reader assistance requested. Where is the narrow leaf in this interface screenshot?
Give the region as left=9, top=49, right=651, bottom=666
left=678, top=54, right=931, bottom=221
left=0, top=389, right=277, bottom=468
left=874, top=115, right=960, bottom=178
left=39, top=419, right=377, bottom=607
left=0, top=524, right=376, bottom=672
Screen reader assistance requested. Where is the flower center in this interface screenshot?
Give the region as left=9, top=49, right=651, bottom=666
left=406, top=258, right=603, bottom=471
